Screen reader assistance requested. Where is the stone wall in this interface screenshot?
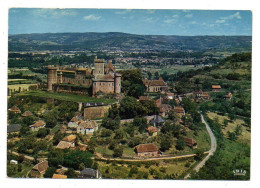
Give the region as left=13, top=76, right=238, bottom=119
left=84, top=105, right=111, bottom=119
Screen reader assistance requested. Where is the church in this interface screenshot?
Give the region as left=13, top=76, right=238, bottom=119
left=47, top=56, right=121, bottom=95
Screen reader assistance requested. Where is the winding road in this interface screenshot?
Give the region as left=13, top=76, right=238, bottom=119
left=184, top=114, right=217, bottom=179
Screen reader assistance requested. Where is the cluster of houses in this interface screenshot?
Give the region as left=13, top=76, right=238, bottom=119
left=30, top=160, right=101, bottom=179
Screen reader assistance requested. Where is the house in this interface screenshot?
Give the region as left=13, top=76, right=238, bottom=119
left=159, top=104, right=172, bottom=117
left=225, top=92, right=232, bottom=101
left=135, top=143, right=159, bottom=157
left=149, top=115, right=165, bottom=127
left=8, top=105, right=21, bottom=113
left=77, top=120, right=98, bottom=135
left=60, top=125, right=67, bottom=134
left=212, top=85, right=221, bottom=92
left=29, top=120, right=46, bottom=131
left=139, top=96, right=150, bottom=102
left=79, top=168, right=102, bottom=179
left=166, top=92, right=175, bottom=100
left=143, top=77, right=168, bottom=93
left=21, top=111, right=33, bottom=117
left=56, top=135, right=77, bottom=149
left=63, top=134, right=77, bottom=143
left=31, top=161, right=49, bottom=178
left=7, top=124, right=21, bottom=133
left=68, top=116, right=85, bottom=128
left=173, top=106, right=185, bottom=117
left=147, top=126, right=159, bottom=136
left=184, top=137, right=197, bottom=148
left=52, top=174, right=67, bottom=179
left=10, top=160, right=18, bottom=165
left=56, top=141, right=75, bottom=150
left=196, top=90, right=210, bottom=100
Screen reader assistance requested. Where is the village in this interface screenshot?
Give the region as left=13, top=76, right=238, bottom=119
left=7, top=55, right=242, bottom=179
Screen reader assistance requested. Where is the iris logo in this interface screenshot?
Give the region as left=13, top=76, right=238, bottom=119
left=233, top=169, right=246, bottom=176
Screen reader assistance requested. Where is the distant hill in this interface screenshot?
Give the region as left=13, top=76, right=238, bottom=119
left=8, top=32, right=252, bottom=52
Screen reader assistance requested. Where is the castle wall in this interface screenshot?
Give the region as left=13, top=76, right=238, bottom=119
left=114, top=75, right=121, bottom=94
left=47, top=67, right=57, bottom=91
left=93, top=81, right=115, bottom=95
left=84, top=106, right=110, bottom=119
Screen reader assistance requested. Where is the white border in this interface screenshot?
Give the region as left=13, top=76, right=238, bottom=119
left=0, top=1, right=259, bottom=188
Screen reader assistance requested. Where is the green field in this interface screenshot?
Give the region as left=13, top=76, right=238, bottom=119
left=19, top=91, right=117, bottom=104
left=207, top=112, right=250, bottom=145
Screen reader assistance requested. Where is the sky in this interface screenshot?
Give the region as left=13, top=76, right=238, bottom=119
left=8, top=8, right=252, bottom=36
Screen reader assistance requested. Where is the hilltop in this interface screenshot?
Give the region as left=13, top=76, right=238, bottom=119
left=8, top=32, right=252, bottom=52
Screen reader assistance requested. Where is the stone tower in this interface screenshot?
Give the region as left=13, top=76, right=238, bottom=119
left=93, top=57, right=105, bottom=75
left=114, top=73, right=121, bottom=94
left=47, top=66, right=58, bottom=91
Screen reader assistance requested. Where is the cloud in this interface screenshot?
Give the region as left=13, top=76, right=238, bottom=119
left=182, top=10, right=190, bottom=13
left=216, top=19, right=225, bottom=23
left=164, top=18, right=177, bottom=24
left=32, top=8, right=77, bottom=18
left=185, top=14, right=193, bottom=18
left=83, top=14, right=101, bottom=21
left=221, top=12, right=242, bottom=20
left=172, top=14, right=179, bottom=18
left=190, top=21, right=197, bottom=24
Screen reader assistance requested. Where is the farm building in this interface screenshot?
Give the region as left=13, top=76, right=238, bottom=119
left=31, top=161, right=49, bottom=178
left=135, top=143, right=159, bottom=157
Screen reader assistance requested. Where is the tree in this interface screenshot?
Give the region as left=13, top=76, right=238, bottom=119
left=101, top=117, right=120, bottom=130
left=108, top=104, right=119, bottom=119
left=195, top=149, right=204, bottom=161
left=44, top=167, right=57, bottom=178
left=100, top=128, right=113, bottom=137
left=63, top=150, right=92, bottom=169
left=132, top=116, right=148, bottom=133
left=65, top=168, right=78, bottom=178
left=114, top=129, right=124, bottom=139
left=119, top=69, right=146, bottom=98
left=36, top=128, right=50, bottom=138
left=175, top=137, right=186, bottom=150
left=168, top=110, right=179, bottom=123
left=160, top=134, right=173, bottom=152
left=113, top=146, right=123, bottom=158
left=119, top=97, right=146, bottom=119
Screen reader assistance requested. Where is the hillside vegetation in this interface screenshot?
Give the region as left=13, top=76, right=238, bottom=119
left=9, top=32, right=251, bottom=52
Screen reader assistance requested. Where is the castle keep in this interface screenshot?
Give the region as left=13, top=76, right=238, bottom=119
left=47, top=57, right=121, bottom=95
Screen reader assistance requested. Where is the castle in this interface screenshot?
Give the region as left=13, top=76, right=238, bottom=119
left=47, top=57, right=121, bottom=95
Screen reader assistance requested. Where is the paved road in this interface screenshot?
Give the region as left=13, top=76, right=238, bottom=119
left=95, top=152, right=209, bottom=162
left=184, top=114, right=217, bottom=179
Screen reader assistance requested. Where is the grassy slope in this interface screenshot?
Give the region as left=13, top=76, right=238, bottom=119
left=19, top=91, right=117, bottom=104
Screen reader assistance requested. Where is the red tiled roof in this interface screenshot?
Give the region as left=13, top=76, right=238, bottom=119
left=63, top=135, right=77, bottom=142
left=78, top=120, right=98, bottom=129
left=184, top=137, right=197, bottom=147
left=147, top=126, right=158, bottom=133
left=135, top=143, right=158, bottom=153
left=139, top=96, right=150, bottom=101
left=32, top=161, right=48, bottom=173
left=173, top=106, right=185, bottom=114
left=52, top=174, right=67, bottom=179
left=22, top=111, right=33, bottom=117
left=9, top=105, right=21, bottom=113
left=31, top=120, right=45, bottom=128
left=212, top=85, right=221, bottom=89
